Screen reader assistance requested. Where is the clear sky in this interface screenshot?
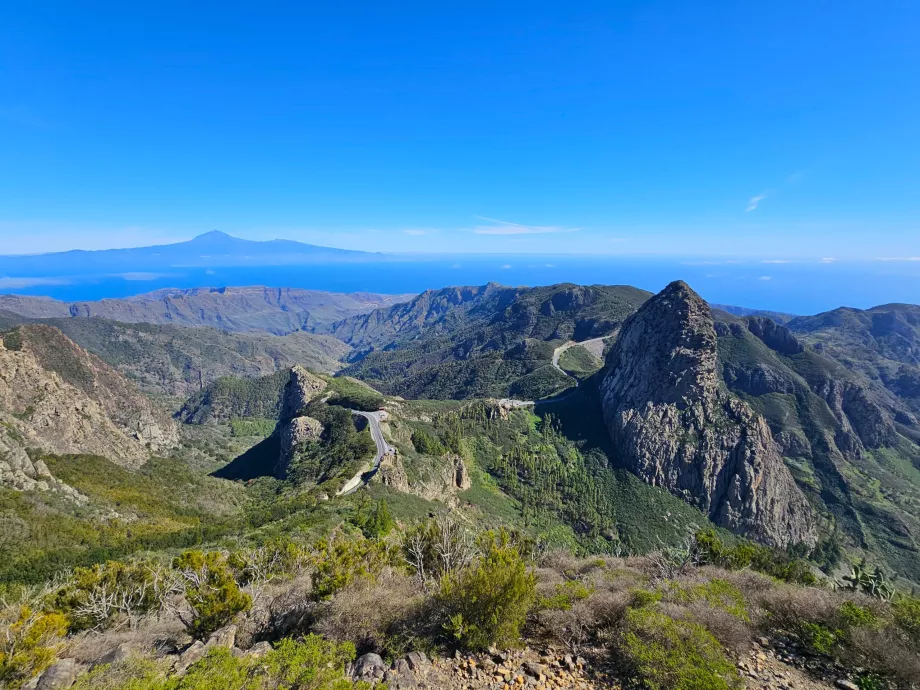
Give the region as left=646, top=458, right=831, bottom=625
left=1, top=1, right=919, bottom=259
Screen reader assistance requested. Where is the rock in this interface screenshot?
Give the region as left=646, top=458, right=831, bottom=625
left=835, top=681, right=859, bottom=690
left=279, top=415, right=323, bottom=458
left=36, top=659, right=77, bottom=690
left=206, top=624, right=237, bottom=649
left=598, top=281, right=816, bottom=547
left=523, top=662, right=546, bottom=678
left=745, top=317, right=804, bottom=355
left=405, top=651, right=430, bottom=673
left=279, top=366, right=327, bottom=422
left=247, top=641, right=272, bottom=658
left=173, top=641, right=206, bottom=674
left=353, top=652, right=387, bottom=682
left=94, top=642, right=133, bottom=668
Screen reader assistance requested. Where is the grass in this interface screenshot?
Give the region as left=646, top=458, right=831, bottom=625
left=558, top=344, right=604, bottom=378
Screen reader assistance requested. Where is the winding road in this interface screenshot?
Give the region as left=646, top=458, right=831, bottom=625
left=337, top=410, right=392, bottom=496
left=336, top=337, right=610, bottom=496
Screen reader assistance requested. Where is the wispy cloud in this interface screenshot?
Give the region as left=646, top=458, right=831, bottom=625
left=403, top=229, right=428, bottom=236
left=0, top=276, right=72, bottom=289
left=874, top=256, right=920, bottom=262
left=786, top=170, right=807, bottom=184
left=745, top=193, right=768, bottom=212
left=472, top=216, right=580, bottom=235
left=758, top=275, right=772, bottom=281
left=762, top=259, right=792, bottom=264
left=500, top=264, right=512, bottom=269
left=111, top=272, right=173, bottom=281
left=820, top=257, right=837, bottom=264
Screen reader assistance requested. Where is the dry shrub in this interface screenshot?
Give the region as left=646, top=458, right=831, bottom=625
left=313, top=568, right=425, bottom=655
left=64, top=614, right=186, bottom=666
left=685, top=602, right=752, bottom=655
left=848, top=626, right=920, bottom=687
left=755, top=583, right=841, bottom=631
left=536, top=601, right=596, bottom=653
left=262, top=574, right=316, bottom=642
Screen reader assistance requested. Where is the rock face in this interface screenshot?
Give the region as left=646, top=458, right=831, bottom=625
left=0, top=325, right=178, bottom=495
left=599, top=281, right=816, bottom=547
left=274, top=366, right=327, bottom=477
left=279, top=365, right=327, bottom=421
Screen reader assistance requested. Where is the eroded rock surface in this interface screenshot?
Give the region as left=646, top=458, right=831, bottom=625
left=599, top=281, right=816, bottom=547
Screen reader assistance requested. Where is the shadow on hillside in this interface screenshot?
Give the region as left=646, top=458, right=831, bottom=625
left=212, top=434, right=280, bottom=482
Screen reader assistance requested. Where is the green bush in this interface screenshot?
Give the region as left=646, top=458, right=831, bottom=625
left=351, top=498, right=395, bottom=539
left=694, top=530, right=816, bottom=585
left=229, top=418, right=276, bottom=438
left=45, top=560, right=165, bottom=632
left=799, top=622, right=839, bottom=656
left=0, top=606, right=68, bottom=689
left=892, top=595, right=920, bottom=647
left=621, top=608, right=741, bottom=690
left=838, top=601, right=878, bottom=629
left=538, top=580, right=594, bottom=611
left=73, top=637, right=380, bottom=690
left=438, top=530, right=536, bottom=651
left=311, top=535, right=394, bottom=601
left=410, top=428, right=445, bottom=456
left=172, top=551, right=252, bottom=639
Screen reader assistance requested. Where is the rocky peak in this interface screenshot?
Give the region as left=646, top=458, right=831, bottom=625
left=279, top=365, right=327, bottom=421
left=745, top=316, right=804, bottom=355
left=275, top=365, right=327, bottom=477
left=599, top=281, right=816, bottom=547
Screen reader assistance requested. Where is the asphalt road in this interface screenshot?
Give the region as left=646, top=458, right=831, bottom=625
left=337, top=410, right=391, bottom=496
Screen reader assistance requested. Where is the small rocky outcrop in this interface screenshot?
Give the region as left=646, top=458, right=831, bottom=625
left=599, top=281, right=816, bottom=547
left=279, top=365, right=327, bottom=421
left=745, top=316, right=804, bottom=355
left=274, top=366, right=327, bottom=477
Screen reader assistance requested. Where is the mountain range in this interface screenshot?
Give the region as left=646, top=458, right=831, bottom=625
left=2, top=277, right=920, bottom=584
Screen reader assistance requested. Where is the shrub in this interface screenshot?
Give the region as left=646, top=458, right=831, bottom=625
left=71, top=656, right=167, bottom=690
left=311, top=535, right=393, bottom=601
left=800, top=622, right=839, bottom=655
left=438, top=530, right=536, bottom=651
left=351, top=499, right=395, bottom=539
left=694, top=530, right=816, bottom=585
left=538, top=579, right=595, bottom=611
left=620, top=607, right=741, bottom=690
left=314, top=568, right=425, bottom=655
left=410, top=428, right=445, bottom=456
left=173, top=551, right=252, bottom=639
left=0, top=606, right=68, bottom=689
left=893, top=595, right=920, bottom=647
left=45, top=560, right=171, bottom=632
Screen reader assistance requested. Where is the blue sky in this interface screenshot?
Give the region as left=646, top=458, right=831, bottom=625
left=1, top=1, right=919, bottom=259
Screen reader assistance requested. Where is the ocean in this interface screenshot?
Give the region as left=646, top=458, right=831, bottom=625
left=3, top=254, right=920, bottom=316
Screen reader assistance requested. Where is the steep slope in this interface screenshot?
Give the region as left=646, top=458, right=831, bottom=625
left=0, top=311, right=349, bottom=397
left=339, top=283, right=651, bottom=399
left=177, top=369, right=293, bottom=424
left=0, top=285, right=412, bottom=335
left=0, top=325, right=178, bottom=494
left=787, top=303, right=920, bottom=419
left=715, top=311, right=920, bottom=577
left=599, top=281, right=816, bottom=548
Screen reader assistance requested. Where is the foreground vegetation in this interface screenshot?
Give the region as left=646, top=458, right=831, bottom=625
left=3, top=519, right=920, bottom=690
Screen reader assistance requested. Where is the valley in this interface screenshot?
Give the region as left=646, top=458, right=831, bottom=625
left=2, top=279, right=920, bottom=690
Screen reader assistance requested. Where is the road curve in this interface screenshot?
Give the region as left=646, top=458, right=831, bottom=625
left=337, top=410, right=391, bottom=496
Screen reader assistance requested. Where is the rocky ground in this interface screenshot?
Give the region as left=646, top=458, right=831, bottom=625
left=26, top=628, right=873, bottom=690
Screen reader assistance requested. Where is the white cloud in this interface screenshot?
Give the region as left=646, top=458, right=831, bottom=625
left=745, top=193, right=768, bottom=212
left=111, top=272, right=172, bottom=281
left=758, top=275, right=772, bottom=281
left=874, top=257, right=920, bottom=262
left=472, top=216, right=580, bottom=235
left=0, top=276, right=72, bottom=289
left=403, top=229, right=428, bottom=236
left=762, top=259, right=792, bottom=264
left=820, top=257, right=837, bottom=264
left=501, top=264, right=512, bottom=269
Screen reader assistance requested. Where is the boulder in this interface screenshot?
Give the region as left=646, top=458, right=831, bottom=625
left=36, top=659, right=77, bottom=690
left=353, top=652, right=387, bottom=682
